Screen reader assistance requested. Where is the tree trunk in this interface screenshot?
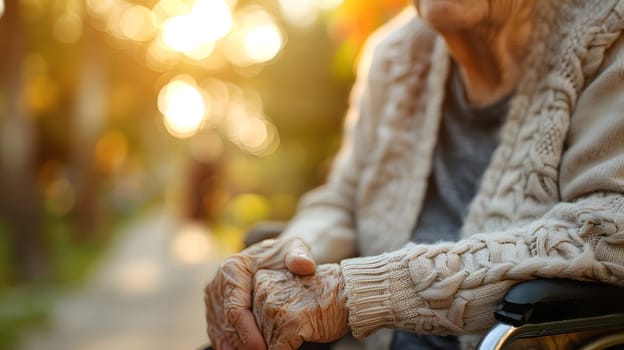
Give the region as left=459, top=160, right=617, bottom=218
left=0, top=0, right=48, bottom=281
left=71, top=23, right=106, bottom=239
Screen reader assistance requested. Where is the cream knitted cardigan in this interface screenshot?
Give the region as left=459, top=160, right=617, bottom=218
left=282, top=1, right=624, bottom=349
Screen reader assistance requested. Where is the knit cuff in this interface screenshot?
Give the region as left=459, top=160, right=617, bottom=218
left=340, top=249, right=415, bottom=338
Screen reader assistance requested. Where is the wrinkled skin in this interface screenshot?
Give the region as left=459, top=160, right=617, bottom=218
left=204, top=238, right=316, bottom=350
left=413, top=0, right=531, bottom=30
left=252, top=264, right=350, bottom=350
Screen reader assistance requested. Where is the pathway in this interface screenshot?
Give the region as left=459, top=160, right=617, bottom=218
left=18, top=209, right=224, bottom=350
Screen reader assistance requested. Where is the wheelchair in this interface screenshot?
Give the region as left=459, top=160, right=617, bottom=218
left=476, top=279, right=624, bottom=350
left=201, top=225, right=624, bottom=350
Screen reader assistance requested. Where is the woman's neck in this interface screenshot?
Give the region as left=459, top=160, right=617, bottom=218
left=439, top=4, right=535, bottom=107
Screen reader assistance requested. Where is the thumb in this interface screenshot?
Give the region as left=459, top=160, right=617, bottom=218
left=284, top=238, right=316, bottom=275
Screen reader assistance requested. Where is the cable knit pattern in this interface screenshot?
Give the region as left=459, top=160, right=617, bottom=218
left=343, top=193, right=624, bottom=338
left=281, top=1, right=624, bottom=349
left=464, top=0, right=624, bottom=236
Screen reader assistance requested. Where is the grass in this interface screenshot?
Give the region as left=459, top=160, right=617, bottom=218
left=0, top=207, right=135, bottom=350
left=0, top=286, right=53, bottom=350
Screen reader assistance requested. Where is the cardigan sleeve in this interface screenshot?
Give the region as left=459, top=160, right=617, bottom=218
left=279, top=9, right=417, bottom=264
left=340, top=34, right=624, bottom=338
left=342, top=193, right=624, bottom=337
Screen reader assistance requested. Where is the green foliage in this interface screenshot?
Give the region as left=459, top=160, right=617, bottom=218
left=44, top=216, right=101, bottom=285
left=0, top=222, right=14, bottom=289
left=0, top=287, right=51, bottom=350
left=0, top=208, right=132, bottom=349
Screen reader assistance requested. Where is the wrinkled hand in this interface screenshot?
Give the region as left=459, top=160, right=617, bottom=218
left=252, top=264, right=350, bottom=350
left=204, top=238, right=316, bottom=350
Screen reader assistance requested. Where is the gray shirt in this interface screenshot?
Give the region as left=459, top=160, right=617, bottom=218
left=410, top=62, right=511, bottom=244
left=392, top=64, right=511, bottom=350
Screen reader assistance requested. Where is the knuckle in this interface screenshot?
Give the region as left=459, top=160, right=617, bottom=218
left=219, top=255, right=253, bottom=275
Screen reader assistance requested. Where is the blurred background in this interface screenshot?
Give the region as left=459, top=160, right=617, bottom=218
left=0, top=0, right=405, bottom=349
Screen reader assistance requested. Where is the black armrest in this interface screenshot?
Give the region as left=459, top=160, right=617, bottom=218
left=495, top=279, right=624, bottom=327
left=243, top=221, right=287, bottom=247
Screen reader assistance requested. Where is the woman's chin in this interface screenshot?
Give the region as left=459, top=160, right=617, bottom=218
left=417, top=1, right=486, bottom=31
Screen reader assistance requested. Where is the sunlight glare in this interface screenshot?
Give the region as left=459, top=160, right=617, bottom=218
left=160, top=0, right=232, bottom=55
left=158, top=77, right=206, bottom=138
left=0, top=0, right=4, bottom=19
left=192, top=0, right=233, bottom=41
left=161, top=15, right=197, bottom=52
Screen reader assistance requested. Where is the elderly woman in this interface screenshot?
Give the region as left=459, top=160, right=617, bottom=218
left=204, top=0, right=624, bottom=349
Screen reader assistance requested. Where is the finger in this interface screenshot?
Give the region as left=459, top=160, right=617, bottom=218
left=221, top=256, right=253, bottom=309
left=268, top=337, right=301, bottom=350
left=269, top=319, right=303, bottom=350
left=228, top=308, right=266, bottom=350
left=205, top=280, right=230, bottom=349
left=220, top=257, right=263, bottom=348
left=216, top=339, right=234, bottom=350
left=284, top=239, right=316, bottom=275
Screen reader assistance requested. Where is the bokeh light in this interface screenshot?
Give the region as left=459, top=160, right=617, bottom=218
left=236, top=118, right=279, bottom=156
left=119, top=5, right=156, bottom=42
left=95, top=130, right=129, bottom=173
left=115, top=258, right=162, bottom=296
left=226, top=7, right=284, bottom=66
left=152, top=0, right=191, bottom=22
left=86, top=0, right=116, bottom=19
left=4, top=2, right=407, bottom=349
left=145, top=37, right=180, bottom=71
left=228, top=193, right=271, bottom=226
left=200, top=78, right=230, bottom=126
left=158, top=76, right=207, bottom=138
left=238, top=118, right=267, bottom=149
left=44, top=176, right=76, bottom=216
left=191, top=0, right=233, bottom=41
left=243, top=23, right=283, bottom=63
left=160, top=0, right=232, bottom=55
left=171, top=223, right=215, bottom=264
left=183, top=41, right=216, bottom=60
left=53, top=12, right=83, bottom=44
left=25, top=74, right=60, bottom=114
left=278, top=0, right=319, bottom=28
left=188, top=129, right=224, bottom=163
left=104, top=3, right=134, bottom=40
left=319, top=0, right=343, bottom=10
left=160, top=15, right=200, bottom=52
left=279, top=0, right=343, bottom=28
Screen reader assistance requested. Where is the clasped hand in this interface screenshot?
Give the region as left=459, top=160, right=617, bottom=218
left=253, top=264, right=350, bottom=349
left=204, top=237, right=349, bottom=349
